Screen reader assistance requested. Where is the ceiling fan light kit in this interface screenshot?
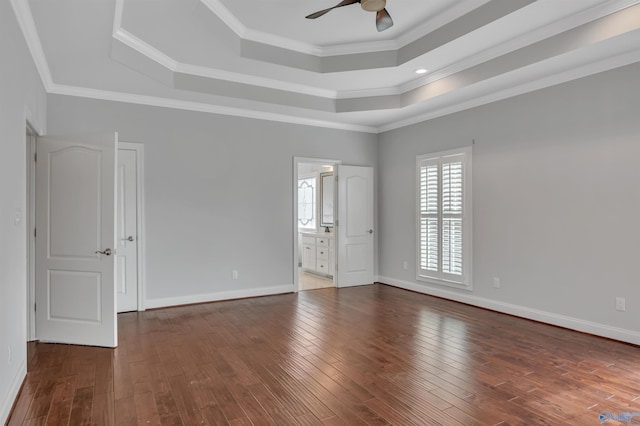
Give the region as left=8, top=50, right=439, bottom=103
left=305, top=0, right=394, bottom=32
left=361, top=0, right=386, bottom=12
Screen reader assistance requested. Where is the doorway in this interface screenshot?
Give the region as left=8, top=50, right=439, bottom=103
left=294, top=158, right=340, bottom=291
left=26, top=135, right=145, bottom=345
left=116, top=143, right=145, bottom=313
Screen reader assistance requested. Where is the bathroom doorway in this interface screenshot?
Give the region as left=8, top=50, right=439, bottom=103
left=294, top=158, right=339, bottom=291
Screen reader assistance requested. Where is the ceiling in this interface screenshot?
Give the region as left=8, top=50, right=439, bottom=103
left=13, top=0, right=640, bottom=133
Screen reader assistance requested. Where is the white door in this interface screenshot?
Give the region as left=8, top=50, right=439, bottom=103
left=35, top=133, right=118, bottom=348
left=116, top=148, right=138, bottom=313
left=336, top=165, right=374, bottom=287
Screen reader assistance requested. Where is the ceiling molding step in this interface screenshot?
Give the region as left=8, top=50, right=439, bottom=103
left=395, top=7, right=640, bottom=110
left=397, top=0, right=536, bottom=64
left=173, top=72, right=337, bottom=112
left=176, top=64, right=338, bottom=99
left=111, top=33, right=176, bottom=87
left=235, top=0, right=537, bottom=73
left=112, top=28, right=178, bottom=71
left=110, top=23, right=339, bottom=102
left=240, top=39, right=399, bottom=73
left=336, top=2, right=640, bottom=101
left=378, top=42, right=640, bottom=133
left=47, top=84, right=378, bottom=134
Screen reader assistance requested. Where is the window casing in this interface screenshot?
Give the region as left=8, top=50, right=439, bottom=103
left=416, top=147, right=472, bottom=289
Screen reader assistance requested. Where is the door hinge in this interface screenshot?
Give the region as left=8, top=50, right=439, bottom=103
left=34, top=228, right=36, bottom=238
left=34, top=303, right=36, bottom=312
left=34, top=153, right=37, bottom=163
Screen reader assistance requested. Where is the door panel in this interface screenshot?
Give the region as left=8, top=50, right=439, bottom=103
left=337, top=165, right=374, bottom=287
left=116, top=148, right=138, bottom=312
left=36, top=133, right=118, bottom=348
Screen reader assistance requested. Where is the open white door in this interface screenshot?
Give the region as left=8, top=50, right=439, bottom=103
left=35, top=133, right=118, bottom=348
left=336, top=165, right=374, bottom=287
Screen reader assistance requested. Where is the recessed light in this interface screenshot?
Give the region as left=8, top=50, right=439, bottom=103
left=415, top=68, right=428, bottom=75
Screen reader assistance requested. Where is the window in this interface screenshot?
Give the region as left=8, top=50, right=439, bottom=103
left=416, top=147, right=472, bottom=289
left=298, top=177, right=316, bottom=229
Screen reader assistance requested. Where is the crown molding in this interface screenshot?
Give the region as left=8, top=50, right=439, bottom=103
left=10, top=0, right=53, bottom=91
left=47, top=84, right=377, bottom=133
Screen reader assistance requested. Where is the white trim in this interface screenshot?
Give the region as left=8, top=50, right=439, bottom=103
left=379, top=276, right=640, bottom=346
left=9, top=0, right=53, bottom=90
left=118, top=142, right=146, bottom=312
left=0, top=359, right=26, bottom=425
left=175, top=63, right=338, bottom=99
left=144, top=284, right=294, bottom=310
left=113, top=28, right=178, bottom=70
left=25, top=128, right=37, bottom=341
left=48, top=84, right=378, bottom=134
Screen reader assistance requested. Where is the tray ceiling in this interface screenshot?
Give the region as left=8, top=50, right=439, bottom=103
left=14, top=0, right=640, bottom=132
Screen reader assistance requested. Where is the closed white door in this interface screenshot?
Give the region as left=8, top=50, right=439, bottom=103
left=337, top=165, right=374, bottom=287
left=116, top=148, right=138, bottom=312
left=35, top=133, right=118, bottom=348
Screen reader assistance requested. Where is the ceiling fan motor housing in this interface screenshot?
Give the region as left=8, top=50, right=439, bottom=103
left=361, top=0, right=386, bottom=12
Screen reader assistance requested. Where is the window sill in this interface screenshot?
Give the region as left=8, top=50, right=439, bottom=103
left=416, top=275, right=473, bottom=291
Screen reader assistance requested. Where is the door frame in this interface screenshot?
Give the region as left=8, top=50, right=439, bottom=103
left=118, top=142, right=146, bottom=312
left=26, top=125, right=37, bottom=341
left=293, top=157, right=340, bottom=292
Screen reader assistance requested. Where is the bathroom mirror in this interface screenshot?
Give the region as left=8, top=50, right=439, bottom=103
left=320, top=172, right=334, bottom=227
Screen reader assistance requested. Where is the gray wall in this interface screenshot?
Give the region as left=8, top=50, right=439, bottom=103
left=378, top=62, right=640, bottom=343
left=0, top=2, right=47, bottom=422
left=46, top=96, right=377, bottom=306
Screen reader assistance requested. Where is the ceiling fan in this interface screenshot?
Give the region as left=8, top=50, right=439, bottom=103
left=306, top=0, right=394, bottom=32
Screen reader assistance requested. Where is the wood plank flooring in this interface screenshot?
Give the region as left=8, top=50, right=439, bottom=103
left=7, top=284, right=640, bottom=425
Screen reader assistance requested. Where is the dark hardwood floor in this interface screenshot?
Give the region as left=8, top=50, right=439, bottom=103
left=7, top=284, right=640, bottom=425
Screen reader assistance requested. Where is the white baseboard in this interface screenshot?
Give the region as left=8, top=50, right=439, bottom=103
left=378, top=276, right=640, bottom=346
left=144, top=284, right=295, bottom=310
left=0, top=360, right=26, bottom=425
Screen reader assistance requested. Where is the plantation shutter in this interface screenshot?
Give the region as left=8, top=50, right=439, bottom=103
left=417, top=149, right=469, bottom=286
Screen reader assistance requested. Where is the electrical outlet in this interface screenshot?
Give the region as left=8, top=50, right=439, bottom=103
left=232, top=270, right=238, bottom=280
left=402, top=261, right=408, bottom=270
left=493, top=277, right=501, bottom=289
left=615, top=297, right=626, bottom=312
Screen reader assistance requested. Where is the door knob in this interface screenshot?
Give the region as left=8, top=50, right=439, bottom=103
left=368, top=229, right=373, bottom=234
left=123, top=236, right=134, bottom=242
left=95, top=248, right=112, bottom=256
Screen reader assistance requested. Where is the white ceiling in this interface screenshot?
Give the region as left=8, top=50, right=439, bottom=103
left=13, top=0, right=640, bottom=133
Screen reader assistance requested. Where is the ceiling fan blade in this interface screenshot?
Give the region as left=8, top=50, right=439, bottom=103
left=306, top=0, right=359, bottom=19
left=376, top=8, right=393, bottom=32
